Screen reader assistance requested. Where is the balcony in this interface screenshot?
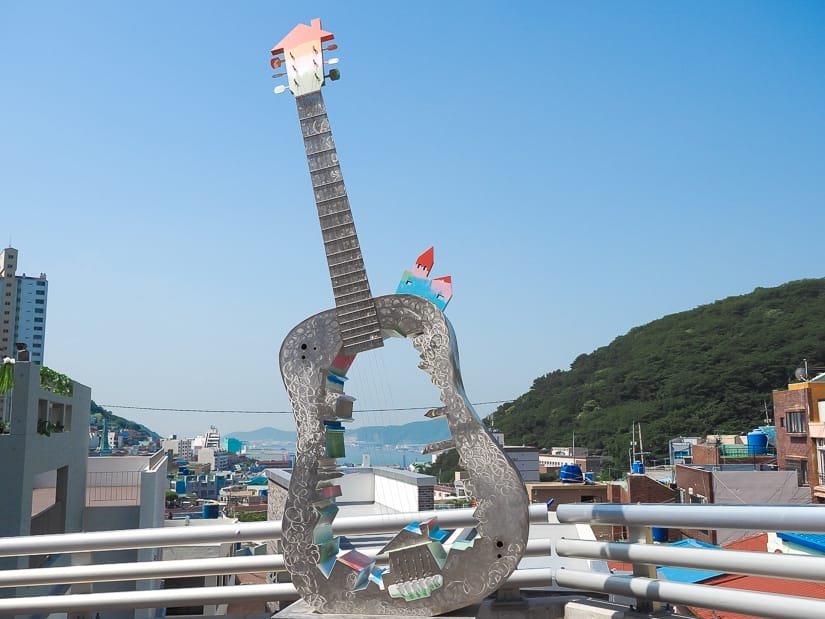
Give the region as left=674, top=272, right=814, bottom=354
left=1, top=503, right=825, bottom=618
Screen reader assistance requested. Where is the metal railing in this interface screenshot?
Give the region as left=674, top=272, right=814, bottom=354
left=85, top=470, right=142, bottom=505
left=2, top=503, right=825, bottom=618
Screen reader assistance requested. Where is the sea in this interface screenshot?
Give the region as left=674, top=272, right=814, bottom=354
left=246, top=443, right=430, bottom=469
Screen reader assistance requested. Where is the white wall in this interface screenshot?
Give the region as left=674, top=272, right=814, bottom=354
left=374, top=474, right=419, bottom=512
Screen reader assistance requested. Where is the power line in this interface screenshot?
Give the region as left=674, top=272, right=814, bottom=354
left=97, top=400, right=512, bottom=415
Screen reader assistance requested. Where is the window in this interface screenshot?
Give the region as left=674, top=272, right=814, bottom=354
left=34, top=317, right=43, bottom=323
left=34, top=309, right=43, bottom=314
left=36, top=290, right=45, bottom=296
left=33, top=335, right=42, bottom=340
left=36, top=281, right=45, bottom=286
left=786, top=459, right=809, bottom=486
left=34, top=326, right=42, bottom=331
left=32, top=343, right=41, bottom=348
left=35, top=299, right=44, bottom=305
left=786, top=411, right=807, bottom=434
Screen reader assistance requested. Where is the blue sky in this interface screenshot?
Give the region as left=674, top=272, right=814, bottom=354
left=2, top=2, right=824, bottom=439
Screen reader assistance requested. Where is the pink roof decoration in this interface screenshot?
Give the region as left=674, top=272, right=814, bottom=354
left=431, top=275, right=452, bottom=300
left=271, top=18, right=335, bottom=56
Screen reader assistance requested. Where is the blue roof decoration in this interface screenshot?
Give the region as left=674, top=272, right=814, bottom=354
left=777, top=532, right=825, bottom=554
left=656, top=539, right=724, bottom=583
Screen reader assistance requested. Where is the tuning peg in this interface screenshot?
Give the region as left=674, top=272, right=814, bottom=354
left=270, top=57, right=283, bottom=69
left=323, top=44, right=338, bottom=52
left=325, top=69, right=341, bottom=82
left=273, top=85, right=289, bottom=95
left=324, top=58, right=339, bottom=65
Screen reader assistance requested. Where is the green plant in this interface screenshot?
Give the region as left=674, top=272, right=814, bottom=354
left=236, top=511, right=268, bottom=522
left=36, top=419, right=64, bottom=436
left=0, top=419, right=8, bottom=434
left=40, top=366, right=73, bottom=397
left=37, top=419, right=50, bottom=436
left=0, top=360, right=14, bottom=396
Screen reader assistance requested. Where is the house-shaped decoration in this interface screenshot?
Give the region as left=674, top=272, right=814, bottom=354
left=396, top=247, right=453, bottom=311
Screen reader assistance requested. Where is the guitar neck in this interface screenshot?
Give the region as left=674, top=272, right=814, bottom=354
left=295, top=91, right=383, bottom=355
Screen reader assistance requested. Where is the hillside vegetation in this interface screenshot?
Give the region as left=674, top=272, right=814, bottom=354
left=491, top=279, right=825, bottom=475
left=91, top=401, right=160, bottom=439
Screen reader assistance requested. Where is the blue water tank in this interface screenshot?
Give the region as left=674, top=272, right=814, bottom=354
left=175, top=480, right=186, bottom=494
left=631, top=461, right=645, bottom=474
left=559, top=463, right=584, bottom=483
left=652, top=527, right=669, bottom=543
left=747, top=430, right=768, bottom=455
left=584, top=471, right=595, bottom=483
left=202, top=503, right=220, bottom=519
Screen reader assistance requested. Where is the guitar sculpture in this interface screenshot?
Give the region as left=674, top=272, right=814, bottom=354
left=274, top=19, right=529, bottom=615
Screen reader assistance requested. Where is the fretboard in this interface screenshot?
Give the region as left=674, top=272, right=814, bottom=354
left=295, top=91, right=383, bottom=355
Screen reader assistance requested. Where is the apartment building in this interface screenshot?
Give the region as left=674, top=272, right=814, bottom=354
left=0, top=247, right=48, bottom=364
left=773, top=372, right=825, bottom=503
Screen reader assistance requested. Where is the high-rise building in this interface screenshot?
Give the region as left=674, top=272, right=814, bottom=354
left=0, top=247, right=48, bottom=364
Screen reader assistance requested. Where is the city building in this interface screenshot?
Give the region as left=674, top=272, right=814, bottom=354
left=0, top=360, right=90, bottom=602
left=674, top=463, right=810, bottom=545
left=772, top=372, right=825, bottom=502
left=0, top=247, right=48, bottom=365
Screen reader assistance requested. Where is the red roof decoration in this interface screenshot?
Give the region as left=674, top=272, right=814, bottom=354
left=271, top=18, right=334, bottom=55
left=433, top=275, right=452, bottom=284
left=416, top=247, right=435, bottom=270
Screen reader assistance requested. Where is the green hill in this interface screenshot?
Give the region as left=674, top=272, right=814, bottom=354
left=90, top=401, right=161, bottom=439
left=491, top=279, right=825, bottom=475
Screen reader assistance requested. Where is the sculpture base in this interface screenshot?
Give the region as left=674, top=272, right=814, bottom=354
left=273, top=599, right=481, bottom=619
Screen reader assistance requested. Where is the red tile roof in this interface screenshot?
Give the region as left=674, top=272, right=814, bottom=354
left=689, top=574, right=825, bottom=619
left=721, top=532, right=768, bottom=552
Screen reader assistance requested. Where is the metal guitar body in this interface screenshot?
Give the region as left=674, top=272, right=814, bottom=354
left=279, top=294, right=529, bottom=615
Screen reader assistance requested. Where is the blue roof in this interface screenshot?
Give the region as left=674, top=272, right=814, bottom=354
left=656, top=539, right=724, bottom=583
left=777, top=532, right=825, bottom=554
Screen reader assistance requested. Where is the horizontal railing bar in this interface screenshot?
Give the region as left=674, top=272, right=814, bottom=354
left=1, top=539, right=553, bottom=587
left=556, top=503, right=825, bottom=532
left=0, top=505, right=548, bottom=557
left=0, top=554, right=283, bottom=588
left=0, top=582, right=298, bottom=614
left=554, top=569, right=825, bottom=619
left=555, top=538, right=825, bottom=583
left=0, top=568, right=555, bottom=614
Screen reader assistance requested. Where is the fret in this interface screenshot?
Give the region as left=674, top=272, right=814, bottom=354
left=311, top=167, right=343, bottom=187
left=340, top=333, right=383, bottom=354
left=304, top=133, right=336, bottom=156
left=324, top=238, right=361, bottom=256
left=300, top=115, right=331, bottom=138
left=319, top=212, right=354, bottom=230
left=295, top=91, right=383, bottom=354
left=314, top=182, right=347, bottom=203
left=339, top=316, right=380, bottom=331
left=331, top=272, right=368, bottom=287
left=307, top=151, right=339, bottom=172
left=320, top=220, right=354, bottom=233
left=316, top=197, right=352, bottom=218
left=333, top=288, right=371, bottom=303
left=330, top=262, right=366, bottom=279
left=336, top=307, right=378, bottom=322
left=327, top=256, right=362, bottom=269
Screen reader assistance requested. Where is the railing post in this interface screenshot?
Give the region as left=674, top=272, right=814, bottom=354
left=627, top=525, right=656, bottom=613
left=68, top=552, right=93, bottom=619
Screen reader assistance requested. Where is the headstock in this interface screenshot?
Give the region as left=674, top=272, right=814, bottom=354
left=271, top=18, right=341, bottom=96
